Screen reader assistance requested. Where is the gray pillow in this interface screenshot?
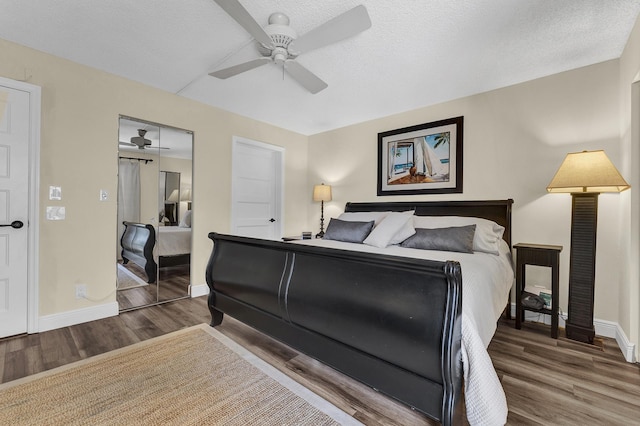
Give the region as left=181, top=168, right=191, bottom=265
left=323, top=218, right=374, bottom=243
left=400, top=225, right=476, bottom=253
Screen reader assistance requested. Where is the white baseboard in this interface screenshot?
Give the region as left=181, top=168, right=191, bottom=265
left=599, top=320, right=637, bottom=363
left=509, top=303, right=636, bottom=363
left=190, top=283, right=209, bottom=298
left=38, top=302, right=119, bottom=333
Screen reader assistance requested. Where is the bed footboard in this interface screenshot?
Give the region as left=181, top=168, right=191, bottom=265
left=206, top=233, right=463, bottom=425
left=121, top=221, right=157, bottom=283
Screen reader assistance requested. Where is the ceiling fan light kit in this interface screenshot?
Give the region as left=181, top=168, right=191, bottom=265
left=210, top=0, right=371, bottom=93
left=119, top=128, right=169, bottom=151
left=130, top=129, right=151, bottom=149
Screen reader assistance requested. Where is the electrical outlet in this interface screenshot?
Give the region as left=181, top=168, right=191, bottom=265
left=75, top=284, right=87, bottom=299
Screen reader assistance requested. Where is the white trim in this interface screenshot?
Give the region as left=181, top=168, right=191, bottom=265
left=190, top=283, right=209, bottom=298
left=38, top=302, right=119, bottom=333
left=596, top=319, right=637, bottom=363
left=230, top=136, right=285, bottom=239
left=509, top=303, right=636, bottom=362
left=0, top=76, right=41, bottom=334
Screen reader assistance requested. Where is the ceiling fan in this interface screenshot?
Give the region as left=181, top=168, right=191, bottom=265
left=119, top=129, right=168, bottom=150
left=209, top=0, right=372, bottom=94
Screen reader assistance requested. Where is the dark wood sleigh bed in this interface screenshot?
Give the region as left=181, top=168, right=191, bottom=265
left=205, top=199, right=513, bottom=425
left=121, top=221, right=191, bottom=283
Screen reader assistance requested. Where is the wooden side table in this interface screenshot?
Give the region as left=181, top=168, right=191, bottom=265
left=514, top=243, right=563, bottom=339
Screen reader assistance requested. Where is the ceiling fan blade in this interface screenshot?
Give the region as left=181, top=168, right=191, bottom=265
left=288, top=5, right=371, bottom=55
left=284, top=61, right=328, bottom=94
left=212, top=0, right=274, bottom=49
left=209, top=57, right=271, bottom=79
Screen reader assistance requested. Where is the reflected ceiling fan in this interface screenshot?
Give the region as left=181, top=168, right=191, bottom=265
left=119, top=129, right=169, bottom=150
left=209, top=0, right=372, bottom=94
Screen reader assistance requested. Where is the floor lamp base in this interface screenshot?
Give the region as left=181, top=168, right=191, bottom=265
left=565, top=322, right=595, bottom=344
left=566, top=192, right=598, bottom=345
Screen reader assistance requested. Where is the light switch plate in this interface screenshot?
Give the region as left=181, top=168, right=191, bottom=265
left=99, top=189, right=108, bottom=201
left=49, top=186, right=62, bottom=200
left=46, top=206, right=65, bottom=220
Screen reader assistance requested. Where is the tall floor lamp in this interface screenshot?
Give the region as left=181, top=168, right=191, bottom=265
left=313, top=183, right=332, bottom=238
left=547, top=150, right=629, bottom=343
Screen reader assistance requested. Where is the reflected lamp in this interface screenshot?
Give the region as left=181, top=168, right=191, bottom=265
left=180, top=189, right=192, bottom=210
left=313, top=183, right=332, bottom=238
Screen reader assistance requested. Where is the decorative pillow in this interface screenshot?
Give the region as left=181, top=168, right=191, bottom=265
left=179, top=210, right=192, bottom=228
left=400, top=225, right=476, bottom=253
left=338, top=211, right=391, bottom=226
left=412, top=216, right=504, bottom=255
left=323, top=218, right=374, bottom=243
left=363, top=211, right=415, bottom=248
left=388, top=217, right=416, bottom=245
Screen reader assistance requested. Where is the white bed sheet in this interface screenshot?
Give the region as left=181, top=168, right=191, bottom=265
left=290, top=238, right=513, bottom=425
left=157, top=226, right=192, bottom=256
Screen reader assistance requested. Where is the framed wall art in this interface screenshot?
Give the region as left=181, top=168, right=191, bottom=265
left=377, top=116, right=463, bottom=196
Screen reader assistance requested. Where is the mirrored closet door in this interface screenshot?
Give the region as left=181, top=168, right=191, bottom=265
left=116, top=116, right=193, bottom=311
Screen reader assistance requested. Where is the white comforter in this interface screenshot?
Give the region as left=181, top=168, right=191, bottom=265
left=291, top=238, right=512, bottom=425
left=157, top=226, right=192, bottom=256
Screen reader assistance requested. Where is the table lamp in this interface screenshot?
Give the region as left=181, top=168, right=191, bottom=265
left=547, top=150, right=629, bottom=343
left=180, top=188, right=192, bottom=210
left=313, top=183, right=332, bottom=238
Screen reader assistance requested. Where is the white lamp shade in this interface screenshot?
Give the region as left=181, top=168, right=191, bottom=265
left=313, top=184, right=332, bottom=202
left=547, top=150, right=630, bottom=193
left=167, top=189, right=180, bottom=202
left=180, top=189, right=192, bottom=202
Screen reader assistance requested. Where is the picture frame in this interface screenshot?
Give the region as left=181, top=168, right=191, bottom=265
left=377, top=116, right=463, bottom=196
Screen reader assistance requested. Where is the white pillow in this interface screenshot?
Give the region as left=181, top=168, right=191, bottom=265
left=179, top=210, right=192, bottom=228
left=388, top=217, right=416, bottom=245
left=412, top=215, right=505, bottom=255
left=338, top=211, right=391, bottom=226
left=364, top=211, right=415, bottom=248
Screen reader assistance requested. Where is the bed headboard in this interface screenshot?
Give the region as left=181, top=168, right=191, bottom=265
left=344, top=199, right=514, bottom=247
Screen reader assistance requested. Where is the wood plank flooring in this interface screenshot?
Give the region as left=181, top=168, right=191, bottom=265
left=116, top=261, right=190, bottom=311
left=1, top=296, right=638, bottom=425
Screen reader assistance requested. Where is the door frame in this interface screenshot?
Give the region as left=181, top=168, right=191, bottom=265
left=231, top=136, right=284, bottom=239
left=0, top=76, right=41, bottom=334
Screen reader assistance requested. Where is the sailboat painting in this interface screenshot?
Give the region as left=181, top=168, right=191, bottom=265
left=377, top=116, right=463, bottom=196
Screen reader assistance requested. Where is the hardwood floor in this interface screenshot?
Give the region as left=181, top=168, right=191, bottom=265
left=1, top=296, right=638, bottom=425
left=116, top=261, right=190, bottom=311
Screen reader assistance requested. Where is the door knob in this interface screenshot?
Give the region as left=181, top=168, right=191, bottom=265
left=269, top=218, right=276, bottom=223
left=0, top=220, right=24, bottom=229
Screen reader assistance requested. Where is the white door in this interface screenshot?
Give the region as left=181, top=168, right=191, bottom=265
left=231, top=138, right=283, bottom=239
left=0, top=85, right=30, bottom=338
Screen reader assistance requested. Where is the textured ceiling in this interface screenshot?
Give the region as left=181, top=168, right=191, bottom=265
left=1, top=0, right=639, bottom=135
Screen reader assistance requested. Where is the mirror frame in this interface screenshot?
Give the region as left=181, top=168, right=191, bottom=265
left=116, top=115, right=193, bottom=311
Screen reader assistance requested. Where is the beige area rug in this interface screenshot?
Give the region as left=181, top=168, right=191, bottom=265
left=116, top=262, right=148, bottom=290
left=0, top=324, right=361, bottom=426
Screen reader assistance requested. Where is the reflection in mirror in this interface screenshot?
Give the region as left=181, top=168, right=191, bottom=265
left=116, top=116, right=193, bottom=311
left=160, top=171, right=180, bottom=226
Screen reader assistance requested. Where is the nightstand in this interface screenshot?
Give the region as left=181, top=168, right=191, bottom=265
left=514, top=243, right=563, bottom=339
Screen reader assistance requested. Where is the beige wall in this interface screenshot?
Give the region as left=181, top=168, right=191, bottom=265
left=0, top=38, right=309, bottom=317
left=2, top=21, right=638, bottom=355
left=308, top=60, right=625, bottom=327
left=619, top=14, right=640, bottom=361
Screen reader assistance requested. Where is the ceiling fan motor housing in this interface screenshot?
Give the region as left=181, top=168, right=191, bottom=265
left=258, top=12, right=298, bottom=62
